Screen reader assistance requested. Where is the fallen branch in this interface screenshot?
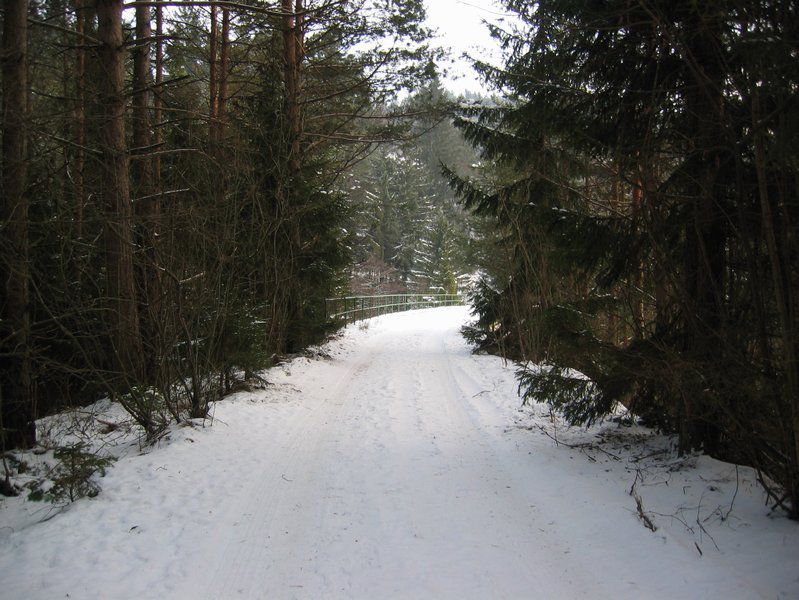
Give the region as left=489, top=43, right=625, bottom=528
left=723, top=465, right=739, bottom=522
left=532, top=424, right=622, bottom=461
left=629, top=471, right=657, bottom=532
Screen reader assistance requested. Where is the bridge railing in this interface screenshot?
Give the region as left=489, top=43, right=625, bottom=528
left=325, top=293, right=465, bottom=323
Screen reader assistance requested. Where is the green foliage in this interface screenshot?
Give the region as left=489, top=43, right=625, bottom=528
left=517, top=366, right=610, bottom=428
left=453, top=0, right=799, bottom=516
left=461, top=278, right=506, bottom=353
left=118, top=387, right=169, bottom=435
left=346, top=83, right=483, bottom=294
left=27, top=443, right=114, bottom=504
left=214, top=302, right=272, bottom=377
left=6, top=0, right=442, bottom=442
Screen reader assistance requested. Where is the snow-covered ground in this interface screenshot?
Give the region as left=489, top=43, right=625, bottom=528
left=1, top=306, right=797, bottom=599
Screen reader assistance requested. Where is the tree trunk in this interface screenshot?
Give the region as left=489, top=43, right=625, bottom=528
left=74, top=0, right=87, bottom=240
left=209, top=3, right=218, bottom=142
left=211, top=6, right=229, bottom=193
left=153, top=1, right=163, bottom=191
left=132, top=3, right=153, bottom=200
left=96, top=0, right=144, bottom=383
left=752, top=89, right=799, bottom=519
left=631, top=175, right=644, bottom=334
left=1, top=0, right=35, bottom=449
left=268, top=0, right=306, bottom=355
left=218, top=8, right=230, bottom=132
left=283, top=0, right=302, bottom=173
left=675, top=9, right=727, bottom=456
left=132, top=2, right=162, bottom=383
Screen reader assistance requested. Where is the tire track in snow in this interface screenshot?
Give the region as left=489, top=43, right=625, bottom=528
left=180, top=307, right=742, bottom=599
left=5, top=307, right=795, bottom=600
left=426, top=330, right=601, bottom=597
left=197, top=312, right=599, bottom=598
left=189, top=351, right=376, bottom=599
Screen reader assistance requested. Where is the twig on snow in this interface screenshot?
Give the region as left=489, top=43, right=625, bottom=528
left=629, top=470, right=657, bottom=532
left=723, top=465, right=739, bottom=522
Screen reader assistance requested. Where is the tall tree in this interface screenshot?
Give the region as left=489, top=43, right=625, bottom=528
left=452, top=0, right=799, bottom=517
left=1, top=0, right=34, bottom=449
left=0, top=0, right=440, bottom=443
left=96, top=0, right=144, bottom=382
left=132, top=2, right=163, bottom=382
left=74, top=0, right=88, bottom=240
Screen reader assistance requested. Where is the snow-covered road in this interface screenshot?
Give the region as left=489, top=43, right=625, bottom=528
left=2, top=306, right=797, bottom=599
left=186, top=307, right=601, bottom=599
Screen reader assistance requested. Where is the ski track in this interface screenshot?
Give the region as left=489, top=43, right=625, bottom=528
left=2, top=306, right=797, bottom=599
left=175, top=307, right=778, bottom=599
left=181, top=312, right=600, bottom=599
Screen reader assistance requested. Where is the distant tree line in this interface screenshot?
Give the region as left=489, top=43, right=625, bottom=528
left=347, top=82, right=482, bottom=295
left=0, top=0, right=436, bottom=455
left=453, top=0, right=799, bottom=518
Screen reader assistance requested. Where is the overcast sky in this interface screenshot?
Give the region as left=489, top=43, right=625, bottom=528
left=423, top=0, right=514, bottom=94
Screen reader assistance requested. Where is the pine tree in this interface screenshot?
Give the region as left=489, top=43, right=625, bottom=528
left=1, top=0, right=34, bottom=449
left=451, top=0, right=799, bottom=517
left=0, top=0, right=441, bottom=445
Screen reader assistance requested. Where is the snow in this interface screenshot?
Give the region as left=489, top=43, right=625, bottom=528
left=1, top=306, right=797, bottom=599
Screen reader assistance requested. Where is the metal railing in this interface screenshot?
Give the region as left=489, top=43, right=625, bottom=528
left=325, top=293, right=465, bottom=323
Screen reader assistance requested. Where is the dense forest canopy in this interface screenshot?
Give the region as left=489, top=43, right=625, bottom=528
left=2, top=0, right=798, bottom=520
left=453, top=0, right=799, bottom=518
left=0, top=0, right=454, bottom=448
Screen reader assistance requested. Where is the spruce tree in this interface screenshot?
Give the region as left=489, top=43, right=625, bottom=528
left=451, top=0, right=799, bottom=517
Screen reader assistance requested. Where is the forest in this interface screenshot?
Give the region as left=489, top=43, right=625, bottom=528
left=2, top=0, right=798, bottom=523
left=0, top=0, right=463, bottom=445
